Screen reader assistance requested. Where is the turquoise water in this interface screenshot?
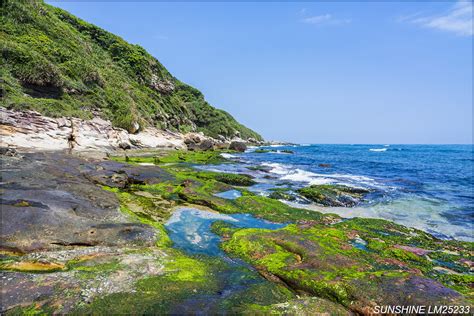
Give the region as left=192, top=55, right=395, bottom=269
left=165, top=208, right=285, bottom=256
left=213, top=189, right=242, bottom=200
left=199, top=144, right=473, bottom=241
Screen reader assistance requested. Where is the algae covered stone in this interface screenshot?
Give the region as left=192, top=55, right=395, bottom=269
left=218, top=218, right=473, bottom=314
left=297, top=184, right=370, bottom=207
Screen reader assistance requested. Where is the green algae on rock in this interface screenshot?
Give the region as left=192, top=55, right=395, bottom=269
left=218, top=219, right=474, bottom=314
left=113, top=150, right=229, bottom=165
left=297, top=184, right=371, bottom=207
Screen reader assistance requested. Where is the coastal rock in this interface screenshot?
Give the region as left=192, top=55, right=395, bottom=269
left=184, top=132, right=219, bottom=151
left=0, top=151, right=170, bottom=252
left=297, top=184, right=370, bottom=207
left=229, top=141, right=247, bottom=152
left=0, top=107, right=186, bottom=151
left=150, top=75, right=175, bottom=94
left=318, top=163, right=332, bottom=168
left=219, top=218, right=472, bottom=315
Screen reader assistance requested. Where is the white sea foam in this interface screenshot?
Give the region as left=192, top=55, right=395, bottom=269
left=369, top=148, right=387, bottom=152
left=260, top=161, right=384, bottom=189
left=220, top=153, right=237, bottom=159
left=261, top=162, right=290, bottom=175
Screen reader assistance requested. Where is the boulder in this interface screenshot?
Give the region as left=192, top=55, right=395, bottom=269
left=229, top=141, right=247, bottom=152
left=119, top=142, right=131, bottom=150
left=184, top=132, right=216, bottom=151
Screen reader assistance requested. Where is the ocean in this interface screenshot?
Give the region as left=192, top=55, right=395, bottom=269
left=198, top=144, right=473, bottom=242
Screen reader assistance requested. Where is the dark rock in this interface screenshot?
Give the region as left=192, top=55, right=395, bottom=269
left=229, top=141, right=247, bottom=152
left=119, top=142, right=131, bottom=150
left=0, top=151, right=161, bottom=252
left=187, top=139, right=214, bottom=151
left=297, top=184, right=371, bottom=207
left=0, top=147, right=19, bottom=157
left=318, top=163, right=332, bottom=168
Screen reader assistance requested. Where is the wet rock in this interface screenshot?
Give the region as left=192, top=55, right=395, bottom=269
left=268, top=188, right=296, bottom=201
left=0, top=147, right=19, bottom=157
left=394, top=244, right=431, bottom=256
left=297, top=184, right=370, bottom=207
left=0, top=151, right=160, bottom=252
left=219, top=219, right=472, bottom=315
left=229, top=141, right=247, bottom=152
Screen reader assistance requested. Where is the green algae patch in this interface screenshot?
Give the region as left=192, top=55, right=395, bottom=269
left=113, top=150, right=230, bottom=165
left=218, top=218, right=473, bottom=311
left=244, top=297, right=351, bottom=316
left=102, top=187, right=173, bottom=247
left=113, top=152, right=338, bottom=224
left=164, top=256, right=208, bottom=282
left=214, top=173, right=256, bottom=186
left=297, top=184, right=370, bottom=207
left=230, top=196, right=336, bottom=223
left=72, top=259, right=122, bottom=273
left=217, top=282, right=295, bottom=314
left=268, top=187, right=297, bottom=201
left=5, top=303, right=54, bottom=316
left=72, top=253, right=220, bottom=315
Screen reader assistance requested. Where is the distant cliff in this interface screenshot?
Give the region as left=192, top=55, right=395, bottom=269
left=1, top=0, right=262, bottom=141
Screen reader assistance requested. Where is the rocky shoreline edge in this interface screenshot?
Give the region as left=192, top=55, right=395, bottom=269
left=0, top=107, right=291, bottom=155
left=1, top=113, right=472, bottom=315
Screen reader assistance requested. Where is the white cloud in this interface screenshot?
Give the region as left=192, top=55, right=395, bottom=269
left=301, top=13, right=351, bottom=26
left=402, top=1, right=473, bottom=36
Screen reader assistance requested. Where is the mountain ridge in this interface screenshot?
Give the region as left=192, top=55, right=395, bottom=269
left=1, top=0, right=262, bottom=141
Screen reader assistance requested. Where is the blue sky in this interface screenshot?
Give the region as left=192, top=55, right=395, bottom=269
left=49, top=1, right=473, bottom=144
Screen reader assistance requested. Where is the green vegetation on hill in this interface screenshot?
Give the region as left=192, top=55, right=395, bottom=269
left=0, top=0, right=262, bottom=140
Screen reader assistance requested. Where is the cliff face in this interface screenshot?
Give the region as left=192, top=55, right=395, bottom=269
left=0, top=0, right=262, bottom=141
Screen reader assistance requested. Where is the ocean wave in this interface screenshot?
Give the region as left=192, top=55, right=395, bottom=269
left=261, top=162, right=290, bottom=175
left=261, top=162, right=381, bottom=189
left=280, top=169, right=333, bottom=184
left=369, top=148, right=387, bottom=152
left=221, top=153, right=238, bottom=159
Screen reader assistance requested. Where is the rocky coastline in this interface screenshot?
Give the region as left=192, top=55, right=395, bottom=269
left=1, top=132, right=473, bottom=314
left=0, top=107, right=268, bottom=155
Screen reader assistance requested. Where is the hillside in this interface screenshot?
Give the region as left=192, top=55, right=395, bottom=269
left=0, top=0, right=262, bottom=141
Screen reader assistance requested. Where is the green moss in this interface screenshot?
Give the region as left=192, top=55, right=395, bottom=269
left=164, top=256, right=208, bottom=282
left=297, top=184, right=369, bottom=206
left=268, top=188, right=296, bottom=201
left=219, top=220, right=474, bottom=307
left=5, top=304, right=53, bottom=316
left=231, top=196, right=329, bottom=223
left=214, top=173, right=256, bottom=186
